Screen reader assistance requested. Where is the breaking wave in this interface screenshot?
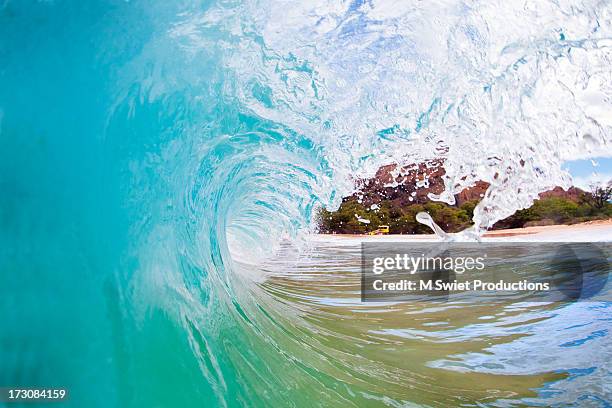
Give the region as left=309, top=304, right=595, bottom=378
left=1, top=0, right=611, bottom=406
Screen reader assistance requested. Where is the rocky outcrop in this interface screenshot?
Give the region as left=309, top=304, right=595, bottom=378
left=349, top=162, right=585, bottom=208
left=354, top=160, right=446, bottom=207
left=454, top=181, right=489, bottom=205
left=538, top=186, right=585, bottom=202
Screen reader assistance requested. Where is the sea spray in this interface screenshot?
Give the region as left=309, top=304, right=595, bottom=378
left=415, top=211, right=448, bottom=239
left=180, top=0, right=612, bottom=238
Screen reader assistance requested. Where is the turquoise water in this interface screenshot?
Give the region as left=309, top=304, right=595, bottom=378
left=1, top=1, right=611, bottom=407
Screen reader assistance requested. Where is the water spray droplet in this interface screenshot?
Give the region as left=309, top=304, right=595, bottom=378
left=416, top=212, right=448, bottom=239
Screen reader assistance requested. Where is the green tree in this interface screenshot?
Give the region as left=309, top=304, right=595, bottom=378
left=590, top=181, right=612, bottom=209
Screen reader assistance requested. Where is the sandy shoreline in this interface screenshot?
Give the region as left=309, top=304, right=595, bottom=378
left=482, top=219, right=612, bottom=237
left=314, top=219, right=612, bottom=242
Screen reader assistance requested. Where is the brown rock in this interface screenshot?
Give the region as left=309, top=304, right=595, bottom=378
left=351, top=162, right=585, bottom=208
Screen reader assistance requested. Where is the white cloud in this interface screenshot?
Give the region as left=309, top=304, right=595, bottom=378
left=570, top=172, right=612, bottom=191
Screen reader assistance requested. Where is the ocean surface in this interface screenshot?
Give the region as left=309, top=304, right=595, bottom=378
left=1, top=0, right=611, bottom=406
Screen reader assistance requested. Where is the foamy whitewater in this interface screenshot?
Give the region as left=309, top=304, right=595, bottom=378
left=0, top=0, right=611, bottom=406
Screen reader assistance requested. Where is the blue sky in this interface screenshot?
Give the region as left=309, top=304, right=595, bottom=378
left=563, top=157, right=612, bottom=190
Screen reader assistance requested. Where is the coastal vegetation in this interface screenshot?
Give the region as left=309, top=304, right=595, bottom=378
left=318, top=184, right=612, bottom=234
